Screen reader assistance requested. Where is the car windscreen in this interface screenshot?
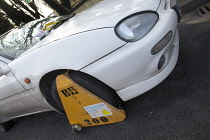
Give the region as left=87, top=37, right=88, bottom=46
left=0, top=17, right=55, bottom=60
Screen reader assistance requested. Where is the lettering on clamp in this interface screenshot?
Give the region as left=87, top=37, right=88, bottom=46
left=60, top=86, right=79, bottom=97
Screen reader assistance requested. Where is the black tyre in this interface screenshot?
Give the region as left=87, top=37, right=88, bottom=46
left=52, top=80, right=63, bottom=109
left=51, top=71, right=121, bottom=109
left=0, top=120, right=14, bottom=133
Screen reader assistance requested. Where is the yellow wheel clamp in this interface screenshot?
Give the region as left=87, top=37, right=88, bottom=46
left=56, top=72, right=126, bottom=132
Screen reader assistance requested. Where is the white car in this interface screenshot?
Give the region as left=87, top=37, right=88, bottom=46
left=0, top=0, right=181, bottom=132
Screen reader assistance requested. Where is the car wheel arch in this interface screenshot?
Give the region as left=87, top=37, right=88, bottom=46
left=39, top=69, right=69, bottom=113
left=39, top=69, right=122, bottom=112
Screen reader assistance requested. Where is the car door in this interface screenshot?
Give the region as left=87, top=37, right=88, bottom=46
left=0, top=56, right=25, bottom=100
left=0, top=56, right=47, bottom=122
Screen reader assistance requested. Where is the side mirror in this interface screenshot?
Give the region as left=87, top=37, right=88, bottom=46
left=0, top=66, right=10, bottom=77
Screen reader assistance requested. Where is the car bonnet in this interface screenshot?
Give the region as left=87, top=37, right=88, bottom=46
left=22, top=0, right=161, bottom=55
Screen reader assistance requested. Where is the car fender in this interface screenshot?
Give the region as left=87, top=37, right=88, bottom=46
left=8, top=28, right=125, bottom=94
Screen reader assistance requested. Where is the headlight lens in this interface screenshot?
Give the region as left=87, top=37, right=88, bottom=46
left=115, top=12, right=158, bottom=42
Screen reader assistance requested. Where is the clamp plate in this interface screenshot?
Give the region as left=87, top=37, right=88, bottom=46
left=56, top=73, right=126, bottom=128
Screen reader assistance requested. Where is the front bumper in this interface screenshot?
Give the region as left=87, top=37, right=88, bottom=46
left=81, top=6, right=179, bottom=101
left=117, top=29, right=179, bottom=101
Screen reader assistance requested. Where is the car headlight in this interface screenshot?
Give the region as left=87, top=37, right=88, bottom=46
left=115, top=12, right=159, bottom=42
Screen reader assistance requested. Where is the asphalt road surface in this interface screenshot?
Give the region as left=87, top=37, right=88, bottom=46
left=0, top=8, right=210, bottom=140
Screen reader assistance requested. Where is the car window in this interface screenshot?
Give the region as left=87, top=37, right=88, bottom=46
left=0, top=17, right=54, bottom=60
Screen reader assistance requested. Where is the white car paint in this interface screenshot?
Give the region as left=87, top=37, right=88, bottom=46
left=8, top=28, right=125, bottom=108
left=0, top=60, right=47, bottom=123
left=81, top=0, right=179, bottom=100
left=117, top=29, right=179, bottom=100
left=0, top=60, right=25, bottom=99
left=0, top=0, right=180, bottom=123
left=21, top=0, right=160, bottom=55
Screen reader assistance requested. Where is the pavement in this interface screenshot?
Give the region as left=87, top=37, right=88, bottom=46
left=0, top=1, right=210, bottom=140
left=180, top=0, right=210, bottom=13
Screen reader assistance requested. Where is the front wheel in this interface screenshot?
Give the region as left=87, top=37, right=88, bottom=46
left=51, top=71, right=122, bottom=109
